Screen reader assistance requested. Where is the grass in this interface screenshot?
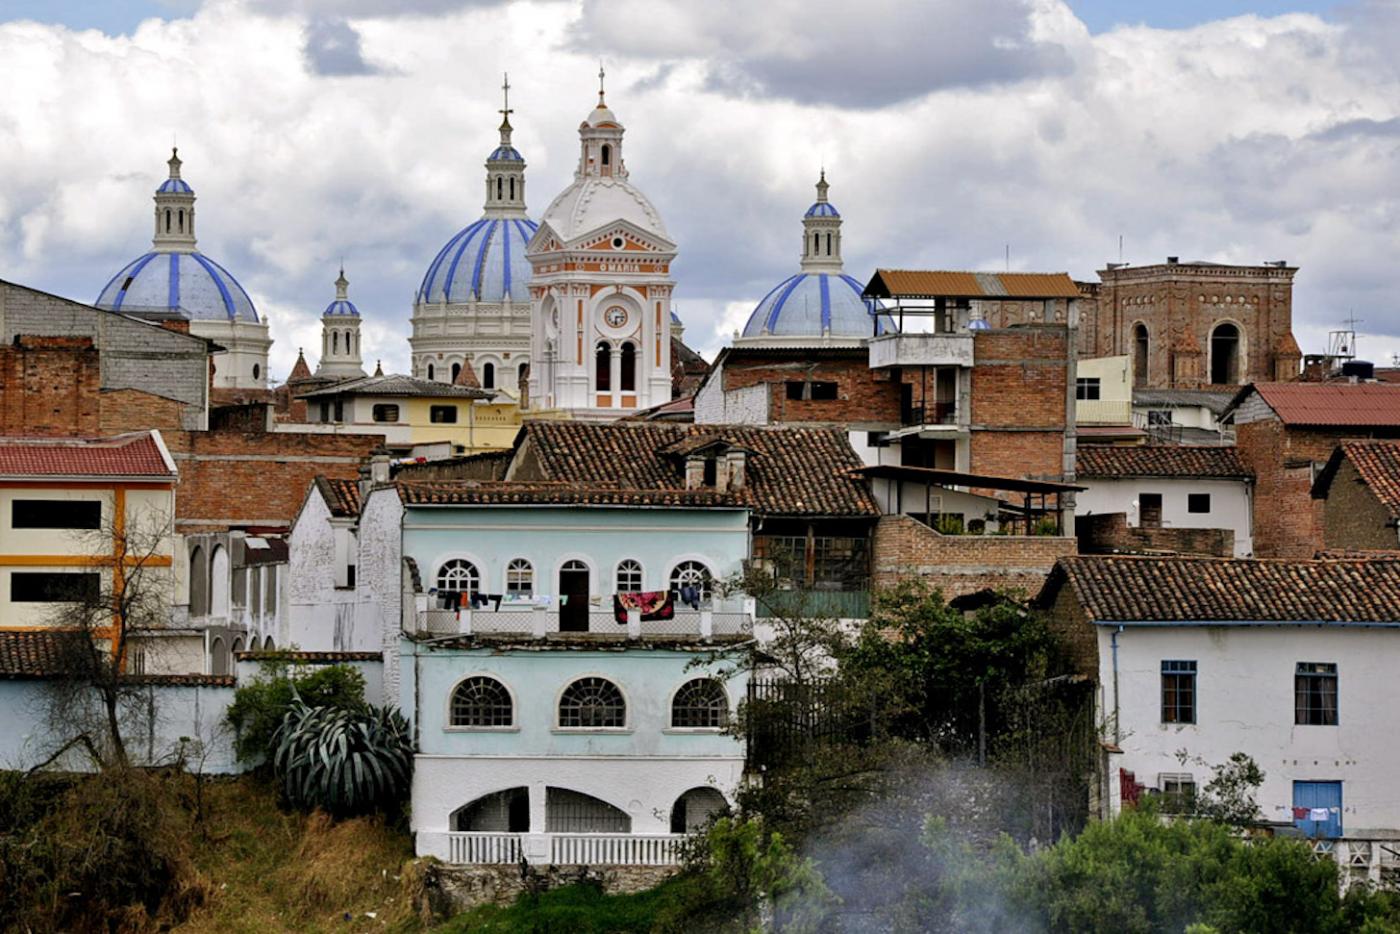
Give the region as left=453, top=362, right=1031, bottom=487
left=433, top=879, right=686, bottom=934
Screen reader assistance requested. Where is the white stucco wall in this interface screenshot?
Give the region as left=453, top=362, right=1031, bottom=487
left=1097, top=624, right=1400, bottom=835
left=1076, top=476, right=1253, bottom=556
left=357, top=489, right=406, bottom=702
left=287, top=488, right=359, bottom=651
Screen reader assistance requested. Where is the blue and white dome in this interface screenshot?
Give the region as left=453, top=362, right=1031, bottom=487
left=96, top=251, right=258, bottom=322
left=156, top=177, right=193, bottom=195
left=418, top=217, right=537, bottom=305
left=741, top=273, right=886, bottom=340
left=804, top=200, right=839, bottom=218
left=323, top=297, right=359, bottom=316
left=488, top=144, right=523, bottom=162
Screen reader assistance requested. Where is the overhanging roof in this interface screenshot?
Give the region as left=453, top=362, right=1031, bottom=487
left=852, top=464, right=1085, bottom=494
left=864, top=269, right=1081, bottom=300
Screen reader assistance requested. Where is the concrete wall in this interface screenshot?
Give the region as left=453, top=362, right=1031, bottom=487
left=1076, top=476, right=1253, bottom=556
left=1095, top=624, right=1400, bottom=835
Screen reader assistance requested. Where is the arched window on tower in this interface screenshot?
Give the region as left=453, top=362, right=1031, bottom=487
left=825, top=232, right=832, bottom=255
left=427, top=363, right=435, bottom=381
left=165, top=209, right=171, bottom=232
left=601, top=144, right=611, bottom=166
left=1210, top=322, right=1241, bottom=385
left=1133, top=324, right=1149, bottom=388
left=518, top=361, right=528, bottom=388
left=595, top=342, right=611, bottom=392
left=813, top=232, right=820, bottom=255
left=620, top=342, right=636, bottom=392
left=178, top=209, right=184, bottom=232
left=509, top=177, right=515, bottom=199
left=451, top=362, right=462, bottom=383
left=333, top=332, right=339, bottom=354
left=483, top=362, right=495, bottom=389
left=496, top=177, right=503, bottom=200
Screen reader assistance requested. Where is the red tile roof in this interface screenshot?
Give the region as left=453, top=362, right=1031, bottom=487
left=1040, top=554, right=1400, bottom=623
left=0, top=431, right=175, bottom=479
left=1313, top=441, right=1400, bottom=518
left=866, top=269, right=1081, bottom=299
left=1232, top=383, right=1400, bottom=427
left=1076, top=445, right=1250, bottom=479
left=314, top=476, right=362, bottom=517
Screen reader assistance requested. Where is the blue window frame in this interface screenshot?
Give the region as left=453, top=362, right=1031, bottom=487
left=1161, top=660, right=1196, bottom=724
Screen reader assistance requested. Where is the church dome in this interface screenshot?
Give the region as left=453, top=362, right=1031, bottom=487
left=804, top=200, right=839, bottom=218
left=96, top=250, right=258, bottom=322
left=741, top=273, right=886, bottom=340
left=323, top=297, right=359, bottom=316
left=540, top=178, right=670, bottom=244
left=418, top=216, right=538, bottom=305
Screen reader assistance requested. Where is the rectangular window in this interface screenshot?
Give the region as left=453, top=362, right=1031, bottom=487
left=1187, top=493, right=1211, bottom=514
left=1161, top=660, right=1197, bottom=724
left=11, top=499, right=101, bottom=530
left=1147, top=410, right=1173, bottom=427
left=333, top=399, right=344, bottom=423
left=10, top=571, right=100, bottom=603
left=1159, top=773, right=1197, bottom=813
left=1139, top=492, right=1163, bottom=529
left=1295, top=662, right=1338, bottom=725
left=809, top=381, right=838, bottom=401
left=318, top=400, right=331, bottom=423
left=785, top=381, right=805, bottom=401
left=429, top=405, right=458, bottom=424
left=1075, top=377, right=1102, bottom=401
left=371, top=404, right=400, bottom=423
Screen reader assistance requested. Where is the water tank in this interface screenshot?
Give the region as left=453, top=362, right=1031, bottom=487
left=1342, top=360, right=1375, bottom=380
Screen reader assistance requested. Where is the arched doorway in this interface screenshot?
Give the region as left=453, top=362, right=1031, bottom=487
left=210, top=637, right=227, bottom=676
left=558, top=560, right=589, bottom=632
left=1211, top=322, right=1241, bottom=384
left=1133, top=323, right=1149, bottom=388
left=545, top=787, right=630, bottom=832
left=670, top=787, right=728, bottom=833
left=209, top=545, right=229, bottom=618
left=453, top=787, right=530, bottom=832
left=188, top=545, right=208, bottom=617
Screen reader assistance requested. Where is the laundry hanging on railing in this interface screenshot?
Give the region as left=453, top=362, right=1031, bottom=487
left=613, top=591, right=675, bottom=624
left=470, top=592, right=504, bottom=611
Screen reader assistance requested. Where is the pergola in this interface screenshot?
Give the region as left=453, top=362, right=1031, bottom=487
left=852, top=464, right=1084, bottom=535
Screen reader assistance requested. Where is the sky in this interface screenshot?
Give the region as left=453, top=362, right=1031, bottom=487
left=1, top=0, right=1397, bottom=381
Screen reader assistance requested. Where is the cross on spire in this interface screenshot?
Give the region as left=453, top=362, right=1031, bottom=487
left=500, top=72, right=513, bottom=122
left=598, top=62, right=606, bottom=105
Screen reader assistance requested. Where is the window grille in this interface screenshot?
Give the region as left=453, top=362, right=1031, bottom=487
left=671, top=679, right=729, bottom=729
left=1296, top=662, right=1338, bottom=725
left=1161, top=660, right=1196, bottom=724
left=669, top=561, right=713, bottom=603
left=558, top=677, right=626, bottom=728
left=545, top=787, right=630, bottom=832
left=450, top=677, right=514, bottom=727
left=437, top=559, right=480, bottom=594
left=615, top=559, right=643, bottom=593
left=505, top=558, right=533, bottom=597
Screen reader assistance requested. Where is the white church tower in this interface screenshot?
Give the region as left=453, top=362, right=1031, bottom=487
left=315, top=267, right=366, bottom=379
left=526, top=69, right=676, bottom=417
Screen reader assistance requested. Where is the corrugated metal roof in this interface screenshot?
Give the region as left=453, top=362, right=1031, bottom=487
left=866, top=269, right=1081, bottom=299
left=1249, top=383, right=1400, bottom=427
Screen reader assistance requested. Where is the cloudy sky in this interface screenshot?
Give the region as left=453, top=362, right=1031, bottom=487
left=2, top=0, right=1397, bottom=380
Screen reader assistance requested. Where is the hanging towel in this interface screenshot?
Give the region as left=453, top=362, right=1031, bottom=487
left=613, top=591, right=675, bottom=624
left=1309, top=807, right=1331, bottom=822
left=678, top=584, right=702, bottom=611
left=1292, top=807, right=1310, bottom=821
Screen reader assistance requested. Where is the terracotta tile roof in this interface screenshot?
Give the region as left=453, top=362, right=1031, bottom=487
left=235, top=650, right=381, bottom=662
left=393, top=450, right=513, bottom=482
left=398, top=481, right=745, bottom=508
left=514, top=421, right=879, bottom=517
left=1040, top=554, right=1400, bottom=624
left=866, top=269, right=1081, bottom=300
left=1076, top=445, right=1250, bottom=480
left=314, top=476, right=362, bottom=517
left=0, top=630, right=74, bottom=677
left=1228, top=382, right=1400, bottom=427
left=0, top=431, right=175, bottom=479
left=1313, top=441, right=1400, bottom=518
left=296, top=373, right=493, bottom=400
left=126, top=673, right=236, bottom=687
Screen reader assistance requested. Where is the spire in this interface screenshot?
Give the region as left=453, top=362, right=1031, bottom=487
left=153, top=147, right=197, bottom=252
left=453, top=358, right=481, bottom=388
left=335, top=266, right=349, bottom=301
left=578, top=67, right=625, bottom=180
left=484, top=74, right=528, bottom=217
left=374, top=360, right=384, bottom=376
left=598, top=61, right=606, bottom=106
left=800, top=169, right=843, bottom=274
left=168, top=147, right=183, bottom=180
left=498, top=72, right=514, bottom=146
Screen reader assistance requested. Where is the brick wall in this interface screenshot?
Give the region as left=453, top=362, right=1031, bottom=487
left=98, top=388, right=188, bottom=434
left=969, top=327, right=1071, bottom=481
left=872, top=514, right=1076, bottom=598
left=1043, top=585, right=1099, bottom=681
left=0, top=337, right=102, bottom=435
left=719, top=352, right=902, bottom=426
left=1321, top=459, right=1400, bottom=551
left=1076, top=512, right=1234, bottom=557
left=165, top=428, right=382, bottom=530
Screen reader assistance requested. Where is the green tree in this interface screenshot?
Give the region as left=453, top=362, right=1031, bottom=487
left=225, top=660, right=366, bottom=764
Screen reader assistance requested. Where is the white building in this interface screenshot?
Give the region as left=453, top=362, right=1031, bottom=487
left=1041, top=554, right=1400, bottom=853
left=96, top=149, right=272, bottom=390
left=526, top=73, right=676, bottom=417
left=1075, top=445, right=1254, bottom=556
left=315, top=268, right=367, bottom=380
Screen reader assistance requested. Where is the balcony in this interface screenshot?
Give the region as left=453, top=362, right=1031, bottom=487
left=1074, top=399, right=1133, bottom=425
left=413, top=599, right=752, bottom=641
left=422, top=831, right=687, bottom=866
left=869, top=332, right=974, bottom=369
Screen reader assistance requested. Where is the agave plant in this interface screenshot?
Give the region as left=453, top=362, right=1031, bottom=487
left=272, top=697, right=413, bottom=816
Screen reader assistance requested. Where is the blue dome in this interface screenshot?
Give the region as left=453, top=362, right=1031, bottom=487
left=157, top=177, right=193, bottom=195
left=488, top=145, right=523, bottom=162
left=741, top=273, right=888, bottom=339
left=418, top=217, right=538, bottom=305
left=804, top=201, right=840, bottom=218
left=96, top=251, right=258, bottom=322
left=324, top=299, right=359, bottom=317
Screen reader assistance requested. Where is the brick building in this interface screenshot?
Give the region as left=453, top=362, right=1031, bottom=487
left=1075, top=259, right=1302, bottom=391
left=1312, top=441, right=1400, bottom=552
left=1224, top=383, right=1400, bottom=558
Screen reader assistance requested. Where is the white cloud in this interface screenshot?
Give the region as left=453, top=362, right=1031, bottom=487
left=0, top=0, right=1399, bottom=383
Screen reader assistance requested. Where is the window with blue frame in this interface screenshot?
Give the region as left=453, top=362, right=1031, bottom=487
left=1295, top=662, right=1338, bottom=725
left=1161, top=660, right=1196, bottom=724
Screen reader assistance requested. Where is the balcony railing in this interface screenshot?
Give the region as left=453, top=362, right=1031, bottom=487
left=413, top=600, right=752, bottom=640
left=1074, top=398, right=1133, bottom=425
left=448, top=832, right=524, bottom=865
left=551, top=833, right=685, bottom=866
left=869, top=332, right=974, bottom=369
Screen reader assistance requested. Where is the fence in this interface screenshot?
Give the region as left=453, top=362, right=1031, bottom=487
left=744, top=677, right=873, bottom=769
left=550, top=833, right=686, bottom=866
left=447, top=832, right=524, bottom=864
left=415, top=603, right=752, bottom=640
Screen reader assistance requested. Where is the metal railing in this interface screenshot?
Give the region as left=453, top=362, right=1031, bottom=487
left=550, top=833, right=686, bottom=866
left=447, top=832, right=524, bottom=865
left=414, top=602, right=752, bottom=639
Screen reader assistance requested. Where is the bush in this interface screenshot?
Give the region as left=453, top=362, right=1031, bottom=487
left=225, top=660, right=366, bottom=764
left=272, top=699, right=413, bottom=817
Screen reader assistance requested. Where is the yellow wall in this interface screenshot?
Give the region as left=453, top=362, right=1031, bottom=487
left=403, top=398, right=522, bottom=452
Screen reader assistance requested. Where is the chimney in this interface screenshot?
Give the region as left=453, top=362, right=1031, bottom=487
left=1166, top=256, right=1179, bottom=265
left=360, top=448, right=392, bottom=502
left=725, top=450, right=747, bottom=490
left=685, top=456, right=705, bottom=490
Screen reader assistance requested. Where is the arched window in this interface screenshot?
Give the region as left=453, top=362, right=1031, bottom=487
left=263, top=635, right=274, bottom=651
left=451, top=362, right=461, bottom=383
left=813, top=232, right=820, bottom=254
left=518, top=361, right=528, bottom=388
left=619, top=342, right=636, bottom=392
left=436, top=559, right=480, bottom=595
left=210, top=545, right=230, bottom=617
left=231, top=637, right=245, bottom=658
left=178, top=209, right=184, bottom=232
left=1133, top=323, right=1149, bottom=388
left=505, top=558, right=533, bottom=598
left=252, top=363, right=261, bottom=381
left=483, top=362, right=496, bottom=389
left=427, top=363, right=435, bottom=381
left=825, top=232, right=832, bottom=255
left=496, top=176, right=503, bottom=199
left=450, top=676, right=514, bottom=727
left=546, top=787, right=630, bottom=832
left=601, top=144, right=611, bottom=166
left=615, top=559, right=643, bottom=593
left=670, top=787, right=728, bottom=833
left=671, top=678, right=729, bottom=729
left=165, top=209, right=171, bottom=232
left=1210, top=322, right=1241, bottom=385
left=333, top=331, right=340, bottom=354
left=595, top=342, right=612, bottom=392
left=558, top=677, right=626, bottom=728
left=189, top=544, right=209, bottom=617
left=669, top=561, right=713, bottom=604
left=210, top=637, right=227, bottom=676
left=454, top=787, right=529, bottom=832
left=509, top=177, right=515, bottom=200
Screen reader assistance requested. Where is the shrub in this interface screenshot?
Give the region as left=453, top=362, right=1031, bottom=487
left=272, top=698, right=413, bottom=817
left=226, top=661, right=366, bottom=764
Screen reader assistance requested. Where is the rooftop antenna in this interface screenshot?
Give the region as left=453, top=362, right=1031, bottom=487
left=1005, top=243, right=1010, bottom=272
left=1118, top=234, right=1123, bottom=264
left=1327, top=311, right=1360, bottom=362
